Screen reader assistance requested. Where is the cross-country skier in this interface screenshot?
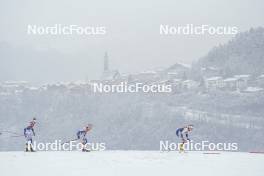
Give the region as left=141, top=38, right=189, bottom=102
left=77, top=124, right=92, bottom=152
left=24, top=118, right=37, bottom=152
left=176, top=124, right=193, bottom=152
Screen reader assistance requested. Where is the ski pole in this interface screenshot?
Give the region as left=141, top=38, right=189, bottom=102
left=0, top=130, right=21, bottom=136
left=11, top=135, right=24, bottom=138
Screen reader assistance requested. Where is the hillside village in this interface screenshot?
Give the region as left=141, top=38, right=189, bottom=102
left=1, top=59, right=264, bottom=95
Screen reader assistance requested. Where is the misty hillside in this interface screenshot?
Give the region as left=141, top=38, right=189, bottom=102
left=1, top=27, right=264, bottom=152
left=195, top=27, right=264, bottom=76
left=0, top=89, right=263, bottom=151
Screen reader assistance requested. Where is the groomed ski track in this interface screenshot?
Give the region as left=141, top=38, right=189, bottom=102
left=1, top=151, right=263, bottom=176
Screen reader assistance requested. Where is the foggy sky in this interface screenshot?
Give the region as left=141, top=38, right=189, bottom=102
left=0, top=0, right=263, bottom=83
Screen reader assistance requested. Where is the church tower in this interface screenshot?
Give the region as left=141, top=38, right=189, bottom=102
left=104, top=52, right=109, bottom=71
left=101, top=52, right=120, bottom=80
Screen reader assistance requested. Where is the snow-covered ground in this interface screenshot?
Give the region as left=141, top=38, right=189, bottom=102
left=1, top=151, right=263, bottom=176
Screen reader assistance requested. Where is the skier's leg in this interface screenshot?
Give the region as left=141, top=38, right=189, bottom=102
left=25, top=139, right=31, bottom=152
left=82, top=138, right=89, bottom=152
left=25, top=141, right=29, bottom=152
left=179, top=138, right=185, bottom=152
left=179, top=143, right=184, bottom=152
left=25, top=131, right=32, bottom=152
left=29, top=139, right=35, bottom=152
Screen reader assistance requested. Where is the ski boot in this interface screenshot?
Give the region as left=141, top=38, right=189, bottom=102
left=82, top=148, right=90, bottom=152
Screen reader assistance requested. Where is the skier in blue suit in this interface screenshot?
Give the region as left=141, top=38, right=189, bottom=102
left=176, top=124, right=193, bottom=151
left=24, top=118, right=37, bottom=152
left=77, top=124, right=92, bottom=152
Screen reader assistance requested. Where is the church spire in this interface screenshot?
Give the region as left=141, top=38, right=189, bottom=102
left=104, top=52, right=109, bottom=71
